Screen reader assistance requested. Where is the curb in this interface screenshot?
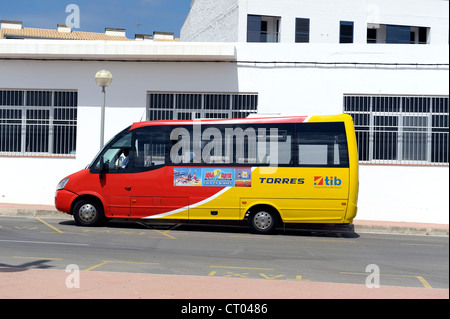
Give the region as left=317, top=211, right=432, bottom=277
left=0, top=207, right=71, bottom=219
left=0, top=206, right=448, bottom=237
left=353, top=224, right=449, bottom=237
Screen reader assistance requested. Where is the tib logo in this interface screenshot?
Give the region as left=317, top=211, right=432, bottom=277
left=314, top=176, right=342, bottom=186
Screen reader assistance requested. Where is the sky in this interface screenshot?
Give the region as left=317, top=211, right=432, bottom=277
left=0, top=0, right=192, bottom=38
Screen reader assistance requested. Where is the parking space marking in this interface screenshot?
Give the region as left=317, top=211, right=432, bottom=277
left=208, top=266, right=309, bottom=281
left=35, top=217, right=64, bottom=234
left=287, top=275, right=310, bottom=281
left=84, top=260, right=160, bottom=271
left=152, top=229, right=177, bottom=239
left=259, top=273, right=285, bottom=280
left=340, top=271, right=433, bottom=289
left=416, top=276, right=433, bottom=289
left=136, top=222, right=177, bottom=239
left=14, top=226, right=38, bottom=230
left=209, top=265, right=275, bottom=271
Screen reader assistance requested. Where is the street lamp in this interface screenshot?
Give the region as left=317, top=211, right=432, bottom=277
left=95, top=70, right=113, bottom=149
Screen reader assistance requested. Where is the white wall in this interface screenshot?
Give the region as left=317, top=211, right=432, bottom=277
left=359, top=165, right=449, bottom=224
left=235, top=43, right=449, bottom=114
left=182, top=0, right=449, bottom=44
left=181, top=0, right=239, bottom=42
left=241, top=0, right=449, bottom=44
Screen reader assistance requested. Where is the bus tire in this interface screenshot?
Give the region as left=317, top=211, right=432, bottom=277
left=73, top=199, right=104, bottom=227
left=248, top=207, right=278, bottom=234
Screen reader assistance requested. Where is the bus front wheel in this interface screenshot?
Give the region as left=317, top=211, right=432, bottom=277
left=249, top=208, right=278, bottom=234
left=73, top=199, right=104, bottom=227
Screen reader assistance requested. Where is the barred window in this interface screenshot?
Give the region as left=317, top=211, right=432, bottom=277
left=0, top=89, right=77, bottom=157
left=147, top=92, right=258, bottom=121
left=344, top=95, right=449, bottom=165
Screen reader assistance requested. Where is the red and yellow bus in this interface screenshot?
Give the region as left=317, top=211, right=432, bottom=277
left=55, top=114, right=358, bottom=234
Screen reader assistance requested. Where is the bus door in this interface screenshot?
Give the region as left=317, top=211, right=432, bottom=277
left=103, top=174, right=131, bottom=219
left=97, top=146, right=132, bottom=219
left=127, top=126, right=189, bottom=220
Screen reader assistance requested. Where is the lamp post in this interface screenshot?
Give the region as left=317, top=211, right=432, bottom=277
left=95, top=70, right=113, bottom=149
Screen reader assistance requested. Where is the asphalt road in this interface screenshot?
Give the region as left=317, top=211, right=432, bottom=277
left=0, top=216, right=448, bottom=289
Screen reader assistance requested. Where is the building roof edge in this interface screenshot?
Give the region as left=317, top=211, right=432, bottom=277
left=0, top=39, right=237, bottom=61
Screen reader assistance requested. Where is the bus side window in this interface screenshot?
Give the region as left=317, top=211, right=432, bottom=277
left=133, top=126, right=167, bottom=169
left=297, top=122, right=349, bottom=167
left=298, top=144, right=328, bottom=165
left=225, top=124, right=294, bottom=166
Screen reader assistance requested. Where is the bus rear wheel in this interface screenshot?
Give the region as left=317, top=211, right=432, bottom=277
left=73, top=199, right=104, bottom=227
left=249, top=208, right=278, bottom=234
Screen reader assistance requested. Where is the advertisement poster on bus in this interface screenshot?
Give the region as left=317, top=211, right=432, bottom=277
left=173, top=168, right=251, bottom=187
left=235, top=168, right=252, bottom=187
left=173, top=168, right=201, bottom=186
left=202, top=168, right=234, bottom=187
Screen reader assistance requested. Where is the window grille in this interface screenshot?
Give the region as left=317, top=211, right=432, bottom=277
left=0, top=89, right=77, bottom=157
left=147, top=92, right=258, bottom=121
left=344, top=94, right=449, bottom=165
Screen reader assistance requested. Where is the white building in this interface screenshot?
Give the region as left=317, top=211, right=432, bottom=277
left=0, top=0, right=448, bottom=224
left=181, top=0, right=449, bottom=45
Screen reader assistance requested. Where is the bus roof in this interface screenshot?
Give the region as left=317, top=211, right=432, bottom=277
left=129, top=114, right=351, bottom=131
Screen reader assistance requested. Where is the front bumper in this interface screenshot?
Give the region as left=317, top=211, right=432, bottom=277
left=55, top=189, right=78, bottom=214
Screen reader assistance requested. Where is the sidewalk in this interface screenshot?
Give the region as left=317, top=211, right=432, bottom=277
left=0, top=268, right=448, bottom=299
left=0, top=202, right=448, bottom=236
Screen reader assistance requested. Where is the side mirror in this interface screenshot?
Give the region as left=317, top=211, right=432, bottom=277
left=99, top=155, right=108, bottom=179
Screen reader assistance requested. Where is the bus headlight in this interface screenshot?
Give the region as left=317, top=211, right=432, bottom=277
left=56, top=178, right=69, bottom=191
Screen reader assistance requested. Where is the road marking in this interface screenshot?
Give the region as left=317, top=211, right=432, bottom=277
left=84, top=260, right=160, bottom=271
left=229, top=235, right=270, bottom=239
left=210, top=265, right=275, bottom=271
left=209, top=268, right=308, bottom=281
left=152, top=229, right=177, bottom=239
left=82, top=229, right=110, bottom=233
left=224, top=272, right=250, bottom=278
left=400, top=243, right=445, bottom=247
left=287, top=275, right=310, bottom=281
left=84, top=261, right=109, bottom=271
left=136, top=222, right=177, bottom=239
left=306, top=238, right=356, bottom=243
left=35, top=217, right=64, bottom=234
left=0, top=239, right=89, bottom=246
left=416, top=276, right=433, bottom=289
left=259, top=273, right=285, bottom=280
left=41, top=231, right=85, bottom=235
left=340, top=272, right=433, bottom=289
